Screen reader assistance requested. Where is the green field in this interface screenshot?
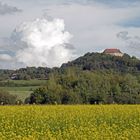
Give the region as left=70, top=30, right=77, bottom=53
left=0, top=86, right=39, bottom=101
left=0, top=80, right=48, bottom=101
left=0, top=105, right=140, bottom=140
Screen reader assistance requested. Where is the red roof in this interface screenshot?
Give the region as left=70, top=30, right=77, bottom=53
left=103, top=48, right=122, bottom=53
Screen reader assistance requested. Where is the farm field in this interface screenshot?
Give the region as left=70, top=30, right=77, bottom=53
left=0, top=86, right=39, bottom=101
left=0, top=80, right=48, bottom=101
left=0, top=105, right=140, bottom=140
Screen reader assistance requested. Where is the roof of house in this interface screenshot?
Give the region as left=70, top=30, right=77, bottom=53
left=103, top=48, right=122, bottom=54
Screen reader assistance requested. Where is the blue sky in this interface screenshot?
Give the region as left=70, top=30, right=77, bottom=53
left=0, top=0, right=140, bottom=69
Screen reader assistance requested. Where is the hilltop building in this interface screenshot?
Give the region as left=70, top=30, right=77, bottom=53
left=103, top=48, right=124, bottom=57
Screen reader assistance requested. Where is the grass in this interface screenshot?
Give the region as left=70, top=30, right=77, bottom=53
left=0, top=80, right=48, bottom=101
left=0, top=105, right=140, bottom=140
left=0, top=86, right=39, bottom=101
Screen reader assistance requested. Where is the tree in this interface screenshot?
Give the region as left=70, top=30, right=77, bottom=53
left=0, top=90, right=17, bottom=105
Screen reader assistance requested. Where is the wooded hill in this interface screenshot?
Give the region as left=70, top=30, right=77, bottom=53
left=0, top=52, right=140, bottom=81
left=1, top=52, right=140, bottom=104
left=61, top=52, right=140, bottom=74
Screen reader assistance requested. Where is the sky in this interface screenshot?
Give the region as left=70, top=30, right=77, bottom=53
left=0, top=0, right=140, bottom=69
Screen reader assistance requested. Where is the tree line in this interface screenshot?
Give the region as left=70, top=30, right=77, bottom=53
left=1, top=52, right=140, bottom=105
left=0, top=53, right=140, bottom=81
left=25, top=68, right=140, bottom=104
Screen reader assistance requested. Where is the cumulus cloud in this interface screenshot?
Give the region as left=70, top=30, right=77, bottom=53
left=11, top=18, right=75, bottom=68
left=0, top=2, right=22, bottom=15
left=1, top=0, right=140, bottom=69
left=43, top=3, right=140, bottom=55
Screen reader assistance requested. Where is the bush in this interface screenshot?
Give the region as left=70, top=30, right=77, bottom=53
left=0, top=90, right=17, bottom=105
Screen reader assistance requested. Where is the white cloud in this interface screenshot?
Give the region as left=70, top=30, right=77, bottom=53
left=0, top=1, right=140, bottom=68
left=0, top=54, right=12, bottom=61
left=11, top=18, right=76, bottom=68
left=45, top=4, right=140, bottom=55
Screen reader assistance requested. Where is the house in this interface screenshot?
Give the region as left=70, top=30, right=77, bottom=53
left=103, top=48, right=124, bottom=57
left=11, top=73, right=18, bottom=80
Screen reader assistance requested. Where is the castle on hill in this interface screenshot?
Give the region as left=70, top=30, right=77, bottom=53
left=103, top=48, right=124, bottom=57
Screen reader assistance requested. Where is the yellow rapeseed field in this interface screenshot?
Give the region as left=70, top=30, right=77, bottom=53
left=0, top=105, right=140, bottom=140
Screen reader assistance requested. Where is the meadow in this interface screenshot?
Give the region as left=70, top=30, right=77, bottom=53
left=0, top=105, right=140, bottom=140
left=0, top=80, right=48, bottom=101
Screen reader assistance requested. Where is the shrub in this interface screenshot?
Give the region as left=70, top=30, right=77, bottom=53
left=0, top=90, right=17, bottom=105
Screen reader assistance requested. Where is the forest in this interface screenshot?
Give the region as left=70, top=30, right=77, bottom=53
left=1, top=52, right=140, bottom=104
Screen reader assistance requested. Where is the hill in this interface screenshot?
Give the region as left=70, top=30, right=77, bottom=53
left=0, top=52, right=140, bottom=81
left=1, top=52, right=140, bottom=104
left=61, top=52, right=140, bottom=74
left=23, top=52, right=140, bottom=104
